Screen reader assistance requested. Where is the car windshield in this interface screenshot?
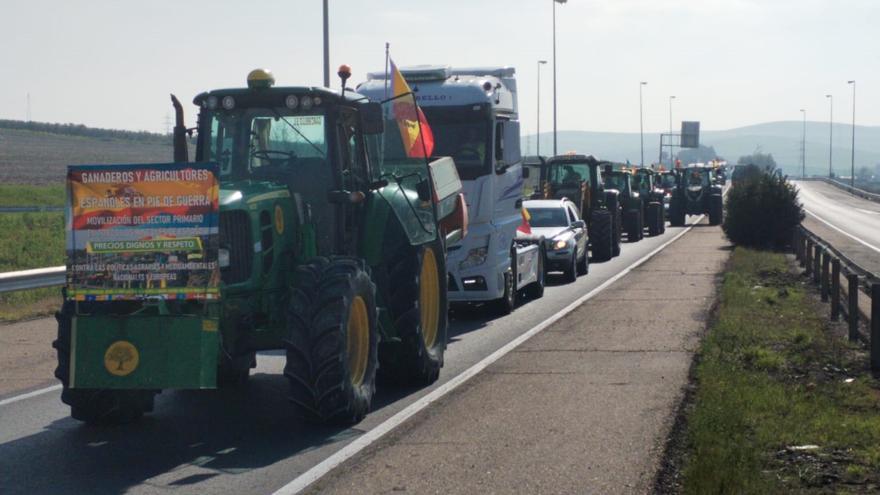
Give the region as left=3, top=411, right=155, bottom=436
left=421, top=105, right=491, bottom=180
left=528, top=207, right=569, bottom=227
left=549, top=163, right=591, bottom=186
left=205, top=108, right=328, bottom=180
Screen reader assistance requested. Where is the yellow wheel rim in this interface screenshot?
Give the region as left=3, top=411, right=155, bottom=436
left=419, top=248, right=441, bottom=349
left=346, top=295, right=370, bottom=387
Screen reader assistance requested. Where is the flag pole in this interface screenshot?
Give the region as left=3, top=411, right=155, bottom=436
left=384, top=42, right=390, bottom=100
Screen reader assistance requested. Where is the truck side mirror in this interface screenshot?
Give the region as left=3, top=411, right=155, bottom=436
left=361, top=102, right=384, bottom=135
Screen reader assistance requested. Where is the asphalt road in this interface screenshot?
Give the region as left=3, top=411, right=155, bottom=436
left=793, top=180, right=880, bottom=275
left=0, top=219, right=699, bottom=495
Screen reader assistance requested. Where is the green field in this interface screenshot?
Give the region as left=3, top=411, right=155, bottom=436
left=681, top=248, right=880, bottom=493
left=0, top=210, right=65, bottom=322
left=0, top=184, right=65, bottom=207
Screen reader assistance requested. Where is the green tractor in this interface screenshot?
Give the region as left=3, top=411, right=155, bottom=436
left=602, top=166, right=645, bottom=243
left=669, top=165, right=724, bottom=226
left=631, top=168, right=666, bottom=236
left=542, top=154, right=621, bottom=262
left=53, top=67, right=467, bottom=425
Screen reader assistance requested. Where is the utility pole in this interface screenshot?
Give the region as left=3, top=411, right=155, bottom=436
left=848, top=80, right=856, bottom=189
left=552, top=0, right=566, bottom=156
left=26, top=93, right=31, bottom=122
left=322, top=0, right=330, bottom=87
left=826, top=94, right=833, bottom=178
left=639, top=81, right=647, bottom=166
left=668, top=95, right=676, bottom=166
left=537, top=60, right=547, bottom=157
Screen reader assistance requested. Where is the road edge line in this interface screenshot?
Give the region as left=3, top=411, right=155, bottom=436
left=271, top=217, right=704, bottom=495
left=0, top=384, right=61, bottom=407
left=804, top=209, right=880, bottom=254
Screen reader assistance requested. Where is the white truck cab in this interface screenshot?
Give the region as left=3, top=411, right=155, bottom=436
left=358, top=66, right=542, bottom=313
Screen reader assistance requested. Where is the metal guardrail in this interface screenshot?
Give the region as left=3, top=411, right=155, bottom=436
left=793, top=225, right=880, bottom=370
left=801, top=177, right=880, bottom=204
left=0, top=206, right=65, bottom=213
left=0, top=266, right=66, bottom=293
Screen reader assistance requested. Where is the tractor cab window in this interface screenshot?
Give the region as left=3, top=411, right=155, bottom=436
left=204, top=108, right=327, bottom=181
left=604, top=173, right=627, bottom=193
left=633, top=173, right=651, bottom=194
left=687, top=169, right=710, bottom=187
left=660, top=173, right=677, bottom=189
left=549, top=163, right=591, bottom=186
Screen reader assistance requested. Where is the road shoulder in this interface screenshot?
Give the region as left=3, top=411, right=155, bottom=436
left=303, top=223, right=731, bottom=494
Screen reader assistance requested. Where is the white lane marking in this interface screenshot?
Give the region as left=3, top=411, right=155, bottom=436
left=804, top=210, right=880, bottom=255
left=272, top=217, right=705, bottom=495
left=0, top=384, right=61, bottom=407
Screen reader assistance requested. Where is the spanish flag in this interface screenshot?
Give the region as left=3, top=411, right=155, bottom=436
left=390, top=60, right=434, bottom=158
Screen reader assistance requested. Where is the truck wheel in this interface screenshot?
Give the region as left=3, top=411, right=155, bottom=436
left=589, top=209, right=613, bottom=262
left=379, top=239, right=448, bottom=386
left=709, top=194, right=723, bottom=225
left=576, top=243, right=589, bottom=275
left=285, top=257, right=378, bottom=425
left=670, top=194, right=686, bottom=227
left=647, top=202, right=662, bottom=236
left=53, top=301, right=155, bottom=425
left=563, top=247, right=578, bottom=283
left=525, top=244, right=545, bottom=299
left=492, top=246, right=518, bottom=315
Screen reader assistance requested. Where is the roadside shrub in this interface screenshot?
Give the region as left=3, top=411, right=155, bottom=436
left=723, top=166, right=803, bottom=249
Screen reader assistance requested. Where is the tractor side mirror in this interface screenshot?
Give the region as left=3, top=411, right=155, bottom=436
left=361, top=102, right=384, bottom=135
left=522, top=166, right=530, bottom=179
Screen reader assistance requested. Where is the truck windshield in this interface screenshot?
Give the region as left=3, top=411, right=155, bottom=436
left=549, top=163, right=591, bottom=186
left=205, top=108, right=328, bottom=180
left=528, top=207, right=569, bottom=227
left=421, top=106, right=491, bottom=180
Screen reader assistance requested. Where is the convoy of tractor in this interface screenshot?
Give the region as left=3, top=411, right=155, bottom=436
left=53, top=64, right=726, bottom=428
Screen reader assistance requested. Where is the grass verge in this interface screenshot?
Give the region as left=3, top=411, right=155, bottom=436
left=0, top=211, right=64, bottom=322
left=0, top=184, right=65, bottom=207
left=680, top=247, right=880, bottom=493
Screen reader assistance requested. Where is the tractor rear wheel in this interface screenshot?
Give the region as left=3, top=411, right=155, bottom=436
left=709, top=194, right=723, bottom=225
left=53, top=301, right=155, bottom=425
left=379, top=239, right=448, bottom=386
left=647, top=202, right=663, bottom=236
left=589, top=209, right=613, bottom=262
left=670, top=193, right=686, bottom=227
left=624, top=210, right=642, bottom=242
left=285, top=257, right=378, bottom=425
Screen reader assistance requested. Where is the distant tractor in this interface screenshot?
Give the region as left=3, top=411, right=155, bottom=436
left=54, top=67, right=467, bottom=426
left=632, top=168, right=666, bottom=236
left=603, top=166, right=645, bottom=242
left=669, top=165, right=724, bottom=226
left=542, top=154, right=620, bottom=262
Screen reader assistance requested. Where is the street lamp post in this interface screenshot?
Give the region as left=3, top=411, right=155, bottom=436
left=537, top=60, right=548, bottom=157
left=800, top=109, right=806, bottom=178
left=668, top=95, right=676, bottom=165
left=322, top=0, right=330, bottom=87
left=640, top=81, right=647, bottom=166
left=552, top=0, right=567, bottom=156
left=848, top=80, right=856, bottom=189
left=826, top=94, right=833, bottom=178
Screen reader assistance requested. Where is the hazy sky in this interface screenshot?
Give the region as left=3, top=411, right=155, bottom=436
left=2, top=0, right=877, bottom=135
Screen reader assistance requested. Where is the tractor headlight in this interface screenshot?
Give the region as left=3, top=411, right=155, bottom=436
left=300, top=96, right=314, bottom=110
left=206, top=95, right=219, bottom=110
left=459, top=239, right=489, bottom=270
left=285, top=95, right=299, bottom=109
left=221, top=96, right=236, bottom=110
left=218, top=248, right=230, bottom=268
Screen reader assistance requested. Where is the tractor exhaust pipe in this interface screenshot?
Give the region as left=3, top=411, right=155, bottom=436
left=170, top=94, right=189, bottom=163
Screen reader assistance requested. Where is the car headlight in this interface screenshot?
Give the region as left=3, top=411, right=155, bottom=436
left=554, top=239, right=568, bottom=250
left=459, top=246, right=488, bottom=269
left=218, top=248, right=230, bottom=268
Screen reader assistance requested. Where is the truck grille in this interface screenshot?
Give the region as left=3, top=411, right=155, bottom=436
left=220, top=210, right=252, bottom=285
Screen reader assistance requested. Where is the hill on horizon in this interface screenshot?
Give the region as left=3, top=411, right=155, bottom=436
left=524, top=121, right=880, bottom=177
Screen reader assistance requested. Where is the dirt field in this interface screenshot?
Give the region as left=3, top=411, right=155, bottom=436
left=0, top=128, right=174, bottom=185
